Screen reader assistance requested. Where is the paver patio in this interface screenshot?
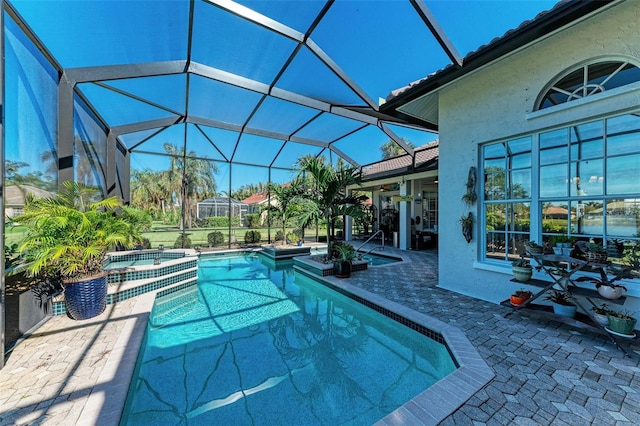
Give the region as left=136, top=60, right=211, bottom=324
left=1, top=245, right=639, bottom=425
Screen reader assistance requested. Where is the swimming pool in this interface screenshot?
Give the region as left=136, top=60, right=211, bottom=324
left=121, top=254, right=456, bottom=425
left=362, top=252, right=402, bottom=266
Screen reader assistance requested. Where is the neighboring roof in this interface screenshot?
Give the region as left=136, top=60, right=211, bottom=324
left=4, top=184, right=53, bottom=206
left=381, top=0, right=617, bottom=121
left=242, top=192, right=269, bottom=205
left=362, top=140, right=438, bottom=181
left=543, top=206, right=569, bottom=216
left=198, top=196, right=247, bottom=205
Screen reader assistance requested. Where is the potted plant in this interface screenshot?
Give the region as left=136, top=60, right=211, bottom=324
left=459, top=213, right=473, bottom=243
left=525, top=241, right=544, bottom=255
left=13, top=182, right=142, bottom=320
left=591, top=303, right=613, bottom=326
left=606, top=309, right=637, bottom=336
left=332, top=242, right=356, bottom=278
left=510, top=289, right=533, bottom=306
left=511, top=256, right=533, bottom=282
left=575, top=268, right=627, bottom=300
left=544, top=290, right=577, bottom=318
left=586, top=242, right=608, bottom=263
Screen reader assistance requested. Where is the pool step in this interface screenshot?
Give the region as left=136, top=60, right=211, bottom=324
left=150, top=285, right=200, bottom=327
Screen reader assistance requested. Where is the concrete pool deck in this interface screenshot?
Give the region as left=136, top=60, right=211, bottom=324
left=1, top=245, right=640, bottom=425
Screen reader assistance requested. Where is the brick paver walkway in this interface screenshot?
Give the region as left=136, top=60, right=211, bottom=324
left=350, top=245, right=640, bottom=425
left=1, top=245, right=639, bottom=425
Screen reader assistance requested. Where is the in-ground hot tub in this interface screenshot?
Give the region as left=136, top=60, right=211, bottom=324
left=51, top=249, right=199, bottom=316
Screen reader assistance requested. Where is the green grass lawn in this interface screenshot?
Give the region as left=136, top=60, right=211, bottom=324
left=4, top=221, right=327, bottom=250
left=142, top=223, right=324, bottom=248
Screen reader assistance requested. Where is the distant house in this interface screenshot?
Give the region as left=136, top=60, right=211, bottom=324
left=4, top=185, right=53, bottom=220
left=242, top=192, right=270, bottom=214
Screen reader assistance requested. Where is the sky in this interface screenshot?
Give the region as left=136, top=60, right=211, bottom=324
left=6, top=0, right=560, bottom=190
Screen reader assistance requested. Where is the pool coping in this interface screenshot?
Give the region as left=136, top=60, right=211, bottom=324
left=294, top=265, right=495, bottom=426
left=88, top=251, right=494, bottom=425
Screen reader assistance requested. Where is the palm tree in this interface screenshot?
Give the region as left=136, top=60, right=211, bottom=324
left=163, top=143, right=218, bottom=229
left=267, top=178, right=305, bottom=245
left=295, top=156, right=367, bottom=256
left=380, top=138, right=415, bottom=159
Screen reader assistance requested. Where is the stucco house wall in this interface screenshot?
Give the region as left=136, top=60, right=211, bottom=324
left=436, top=1, right=640, bottom=313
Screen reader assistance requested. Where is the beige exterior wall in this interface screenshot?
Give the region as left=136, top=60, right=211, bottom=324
left=435, top=1, right=640, bottom=311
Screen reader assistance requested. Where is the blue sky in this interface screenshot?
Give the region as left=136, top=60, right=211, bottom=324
left=6, top=0, right=560, bottom=190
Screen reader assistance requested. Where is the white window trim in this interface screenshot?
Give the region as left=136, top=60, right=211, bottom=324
left=527, top=81, right=640, bottom=121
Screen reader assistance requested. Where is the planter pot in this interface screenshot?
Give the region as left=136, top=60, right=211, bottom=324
left=553, top=247, right=562, bottom=255
left=592, top=312, right=609, bottom=326
left=552, top=303, right=577, bottom=318
left=334, top=261, right=352, bottom=278
left=512, top=266, right=533, bottom=282
left=597, top=285, right=623, bottom=300
left=526, top=246, right=544, bottom=255
left=63, top=273, right=108, bottom=320
left=586, top=252, right=608, bottom=263
left=510, top=295, right=528, bottom=306
left=607, top=315, right=637, bottom=335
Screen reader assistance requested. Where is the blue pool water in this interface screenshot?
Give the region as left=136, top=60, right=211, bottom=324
left=121, top=254, right=455, bottom=425
left=362, top=253, right=401, bottom=266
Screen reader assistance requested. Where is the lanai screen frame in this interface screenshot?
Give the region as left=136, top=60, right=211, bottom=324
left=0, top=0, right=463, bottom=367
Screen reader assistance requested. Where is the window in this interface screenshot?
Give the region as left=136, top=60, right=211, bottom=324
left=483, top=137, right=532, bottom=260
left=537, top=60, right=640, bottom=110
left=481, top=113, right=640, bottom=263
left=422, top=191, right=438, bottom=230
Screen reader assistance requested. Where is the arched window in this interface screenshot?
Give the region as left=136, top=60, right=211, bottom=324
left=537, top=60, right=640, bottom=110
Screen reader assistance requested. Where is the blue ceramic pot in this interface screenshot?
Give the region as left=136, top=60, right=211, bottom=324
left=63, top=273, right=108, bottom=320
left=553, top=303, right=577, bottom=318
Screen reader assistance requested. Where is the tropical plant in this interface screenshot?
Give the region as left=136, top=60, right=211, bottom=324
left=544, top=290, right=573, bottom=306
left=607, top=309, right=636, bottom=320
left=13, top=181, right=141, bottom=281
left=295, top=156, right=367, bottom=256
left=459, top=212, right=474, bottom=243
left=575, top=268, right=627, bottom=290
left=511, top=255, right=531, bottom=268
left=512, top=289, right=532, bottom=298
left=332, top=242, right=356, bottom=263
left=380, top=138, right=414, bottom=159
left=592, top=303, right=613, bottom=315
left=266, top=178, right=305, bottom=245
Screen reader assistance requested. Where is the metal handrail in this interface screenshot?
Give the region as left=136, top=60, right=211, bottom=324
left=355, top=230, right=384, bottom=254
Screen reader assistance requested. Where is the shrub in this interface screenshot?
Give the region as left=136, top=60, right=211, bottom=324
left=245, top=213, right=261, bottom=229
left=206, top=216, right=241, bottom=228
left=274, top=230, right=284, bottom=242
left=174, top=234, right=192, bottom=248
left=244, top=230, right=261, bottom=244
left=207, top=231, right=225, bottom=246
left=286, top=232, right=299, bottom=244
left=141, top=237, right=152, bottom=249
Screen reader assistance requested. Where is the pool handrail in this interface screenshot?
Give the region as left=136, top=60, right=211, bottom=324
left=355, top=230, right=384, bottom=254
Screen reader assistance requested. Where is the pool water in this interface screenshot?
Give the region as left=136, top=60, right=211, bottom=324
left=362, top=253, right=401, bottom=266
left=121, top=254, right=455, bottom=425
left=103, top=258, right=159, bottom=268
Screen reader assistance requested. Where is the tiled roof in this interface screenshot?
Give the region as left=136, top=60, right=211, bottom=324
left=362, top=140, right=438, bottom=178
left=242, top=192, right=269, bottom=205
